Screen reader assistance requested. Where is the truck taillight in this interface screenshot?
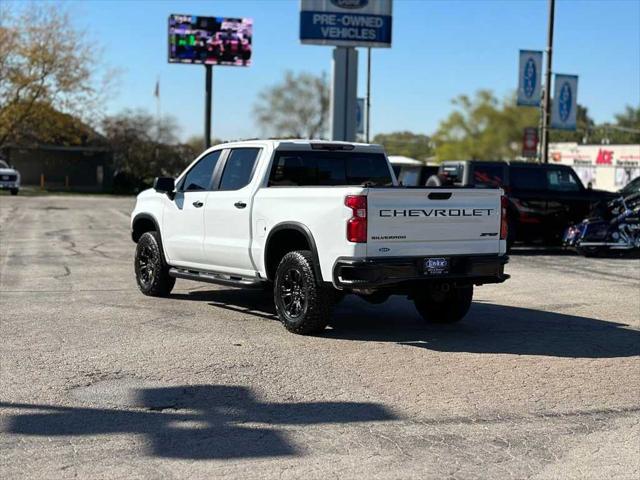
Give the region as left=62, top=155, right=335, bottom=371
left=500, top=195, right=509, bottom=240
left=345, top=195, right=367, bottom=243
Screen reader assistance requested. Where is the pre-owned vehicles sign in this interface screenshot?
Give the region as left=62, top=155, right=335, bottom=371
left=300, top=0, right=392, bottom=48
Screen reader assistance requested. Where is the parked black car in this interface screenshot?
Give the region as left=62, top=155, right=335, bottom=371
left=426, top=161, right=617, bottom=247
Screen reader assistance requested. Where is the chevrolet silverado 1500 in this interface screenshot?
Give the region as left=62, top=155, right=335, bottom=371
left=131, top=140, right=509, bottom=334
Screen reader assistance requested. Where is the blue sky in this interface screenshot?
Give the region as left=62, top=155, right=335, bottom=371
left=33, top=0, right=640, bottom=140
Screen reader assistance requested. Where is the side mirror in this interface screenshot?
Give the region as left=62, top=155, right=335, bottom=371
left=153, top=177, right=175, bottom=197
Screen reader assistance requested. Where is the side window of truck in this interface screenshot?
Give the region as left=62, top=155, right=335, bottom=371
left=218, top=148, right=261, bottom=191
left=547, top=168, right=582, bottom=191
left=510, top=167, right=547, bottom=191
left=180, top=150, right=222, bottom=192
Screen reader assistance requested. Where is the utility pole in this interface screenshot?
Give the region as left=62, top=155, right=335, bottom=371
left=366, top=47, right=371, bottom=143
left=541, top=0, right=555, bottom=163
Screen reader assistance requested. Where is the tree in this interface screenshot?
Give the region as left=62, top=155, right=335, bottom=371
left=185, top=135, right=224, bottom=153
left=0, top=4, right=113, bottom=148
left=372, top=131, right=433, bottom=161
left=102, top=110, right=195, bottom=189
left=433, top=90, right=539, bottom=161
left=253, top=71, right=330, bottom=138
left=604, top=105, right=640, bottom=144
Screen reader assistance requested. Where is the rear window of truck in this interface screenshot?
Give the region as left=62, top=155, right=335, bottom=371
left=268, top=151, right=393, bottom=187
left=472, top=164, right=505, bottom=188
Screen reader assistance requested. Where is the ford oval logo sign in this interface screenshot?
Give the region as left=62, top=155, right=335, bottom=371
left=331, top=0, right=368, bottom=9
left=378, top=247, right=390, bottom=253
left=558, top=81, right=572, bottom=122
left=523, top=58, right=536, bottom=98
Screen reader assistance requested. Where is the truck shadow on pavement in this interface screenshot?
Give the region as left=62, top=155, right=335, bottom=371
left=328, top=297, right=640, bottom=359
left=1, top=385, right=395, bottom=460
left=172, top=289, right=640, bottom=359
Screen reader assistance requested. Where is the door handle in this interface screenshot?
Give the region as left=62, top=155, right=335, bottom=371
left=234, top=201, right=247, bottom=209
left=192, top=201, right=204, bottom=208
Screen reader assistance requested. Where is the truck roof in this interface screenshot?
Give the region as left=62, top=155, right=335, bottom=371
left=204, top=139, right=385, bottom=154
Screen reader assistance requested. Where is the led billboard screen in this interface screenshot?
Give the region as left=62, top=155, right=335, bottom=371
left=168, top=14, right=253, bottom=66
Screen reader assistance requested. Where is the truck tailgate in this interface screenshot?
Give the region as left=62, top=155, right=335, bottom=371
left=366, top=188, right=502, bottom=257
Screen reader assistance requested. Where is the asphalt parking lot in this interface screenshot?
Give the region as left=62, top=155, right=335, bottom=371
left=1, top=194, right=639, bottom=479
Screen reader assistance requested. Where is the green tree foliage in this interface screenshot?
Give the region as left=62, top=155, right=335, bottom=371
left=433, top=90, right=539, bottom=161
left=605, top=105, right=640, bottom=144
left=102, top=110, right=195, bottom=187
left=253, top=71, right=330, bottom=139
left=0, top=4, right=113, bottom=148
left=372, top=131, right=433, bottom=161
left=1, top=102, right=103, bottom=147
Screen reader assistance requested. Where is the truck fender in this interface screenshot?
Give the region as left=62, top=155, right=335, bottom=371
left=264, top=222, right=323, bottom=283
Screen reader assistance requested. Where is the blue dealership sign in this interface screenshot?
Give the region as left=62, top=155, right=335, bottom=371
left=517, top=50, right=543, bottom=106
left=300, top=0, right=392, bottom=48
left=551, top=74, right=578, bottom=130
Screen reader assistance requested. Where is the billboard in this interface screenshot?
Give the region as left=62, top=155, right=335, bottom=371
left=300, top=0, right=392, bottom=48
left=551, top=74, right=578, bottom=130
left=168, top=14, right=253, bottom=66
left=517, top=50, right=542, bottom=106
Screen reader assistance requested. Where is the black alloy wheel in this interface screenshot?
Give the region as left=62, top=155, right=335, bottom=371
left=134, top=231, right=175, bottom=297
left=273, top=250, right=334, bottom=335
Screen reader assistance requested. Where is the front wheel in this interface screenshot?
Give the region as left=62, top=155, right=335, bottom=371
left=134, top=231, right=175, bottom=297
left=413, top=284, right=473, bottom=324
left=274, top=250, right=334, bottom=335
left=10, top=189, right=18, bottom=196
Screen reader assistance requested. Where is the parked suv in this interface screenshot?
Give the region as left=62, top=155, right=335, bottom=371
left=0, top=159, right=20, bottom=195
left=427, top=161, right=615, bottom=247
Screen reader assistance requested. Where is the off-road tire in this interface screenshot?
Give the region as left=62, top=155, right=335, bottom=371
left=135, top=231, right=175, bottom=297
left=413, top=285, right=473, bottom=324
left=274, top=250, right=334, bottom=335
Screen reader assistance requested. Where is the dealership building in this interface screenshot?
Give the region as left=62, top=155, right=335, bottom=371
left=549, top=142, right=640, bottom=191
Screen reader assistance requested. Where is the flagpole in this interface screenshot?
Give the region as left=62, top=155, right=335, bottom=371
left=155, top=76, right=161, bottom=142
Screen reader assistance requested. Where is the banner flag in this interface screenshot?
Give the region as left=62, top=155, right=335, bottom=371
left=517, top=50, right=543, bottom=106
left=551, top=74, right=578, bottom=130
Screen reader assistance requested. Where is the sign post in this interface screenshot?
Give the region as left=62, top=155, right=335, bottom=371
left=300, top=0, right=392, bottom=142
left=356, top=97, right=365, bottom=136
left=204, top=65, right=213, bottom=148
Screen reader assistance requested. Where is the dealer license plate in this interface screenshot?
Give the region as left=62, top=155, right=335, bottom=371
left=424, top=257, right=449, bottom=275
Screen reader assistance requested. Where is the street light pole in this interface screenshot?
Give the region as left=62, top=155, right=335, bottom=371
left=541, top=0, right=555, bottom=163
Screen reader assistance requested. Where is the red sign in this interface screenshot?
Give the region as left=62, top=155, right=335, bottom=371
left=596, top=149, right=614, bottom=165
left=522, top=127, right=538, bottom=158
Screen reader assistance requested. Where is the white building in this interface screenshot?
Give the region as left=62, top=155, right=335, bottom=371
left=549, top=142, right=640, bottom=191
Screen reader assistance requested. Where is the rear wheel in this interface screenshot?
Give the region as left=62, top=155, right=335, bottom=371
left=135, top=231, right=175, bottom=297
left=413, top=284, right=473, bottom=324
left=274, top=250, right=334, bottom=335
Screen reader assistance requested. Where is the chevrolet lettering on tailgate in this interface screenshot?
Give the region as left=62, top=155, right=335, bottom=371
left=379, top=208, right=495, bottom=217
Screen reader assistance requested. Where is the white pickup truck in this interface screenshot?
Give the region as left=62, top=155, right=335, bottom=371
left=131, top=140, right=509, bottom=334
